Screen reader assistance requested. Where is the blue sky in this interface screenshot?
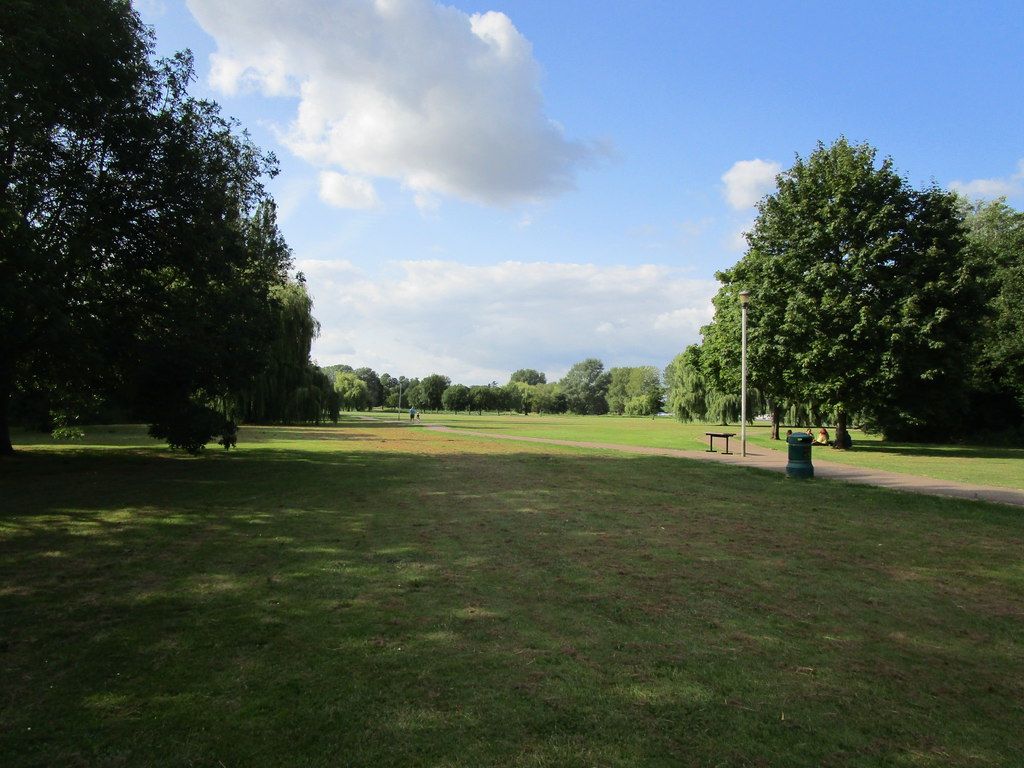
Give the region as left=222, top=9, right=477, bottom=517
left=133, top=0, right=1024, bottom=384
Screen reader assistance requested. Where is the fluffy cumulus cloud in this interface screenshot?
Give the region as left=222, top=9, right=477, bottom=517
left=187, top=0, right=596, bottom=207
left=949, top=159, right=1024, bottom=201
left=721, top=159, right=781, bottom=210
left=297, top=259, right=718, bottom=383
left=318, top=171, right=379, bottom=209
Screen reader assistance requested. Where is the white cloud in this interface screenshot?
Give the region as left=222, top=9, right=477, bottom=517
left=187, top=0, right=596, bottom=206
left=297, top=258, right=718, bottom=383
left=949, top=159, right=1024, bottom=201
left=721, top=158, right=781, bottom=210
left=318, top=171, right=380, bottom=209
left=133, top=0, right=167, bottom=16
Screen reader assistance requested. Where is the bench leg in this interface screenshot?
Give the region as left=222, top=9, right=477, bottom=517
left=722, top=437, right=732, bottom=455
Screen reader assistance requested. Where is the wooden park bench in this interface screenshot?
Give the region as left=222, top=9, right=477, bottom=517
left=705, top=432, right=737, bottom=455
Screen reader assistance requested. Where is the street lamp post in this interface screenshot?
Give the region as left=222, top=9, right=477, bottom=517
left=739, top=290, right=750, bottom=457
left=396, top=378, right=403, bottom=422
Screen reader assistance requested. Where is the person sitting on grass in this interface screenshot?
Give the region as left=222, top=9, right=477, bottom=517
left=813, top=427, right=830, bottom=446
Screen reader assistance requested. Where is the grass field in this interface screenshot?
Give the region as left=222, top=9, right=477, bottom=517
left=360, top=411, right=1024, bottom=491
left=2, top=420, right=1023, bottom=766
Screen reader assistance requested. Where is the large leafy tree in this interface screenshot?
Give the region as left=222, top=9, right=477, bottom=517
left=558, top=358, right=610, bottom=415
left=664, top=345, right=744, bottom=425
left=380, top=374, right=411, bottom=409
left=334, top=372, right=370, bottom=411
left=1, top=0, right=153, bottom=451
left=415, top=374, right=451, bottom=411
left=509, top=369, right=546, bottom=386
left=469, top=384, right=501, bottom=413
left=441, top=384, right=471, bottom=412
left=231, top=273, right=337, bottom=424
left=531, top=382, right=565, bottom=414
left=721, top=138, right=983, bottom=442
left=697, top=283, right=803, bottom=437
left=962, top=199, right=1024, bottom=425
left=354, top=368, right=383, bottom=408
left=1, top=2, right=295, bottom=453
left=606, top=366, right=663, bottom=416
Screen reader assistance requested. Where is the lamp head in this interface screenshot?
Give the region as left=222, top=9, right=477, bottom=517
left=739, top=290, right=751, bottom=305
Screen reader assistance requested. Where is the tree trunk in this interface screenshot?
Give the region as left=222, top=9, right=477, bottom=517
left=835, top=411, right=849, bottom=450
left=770, top=402, right=783, bottom=440
left=0, top=374, right=13, bottom=455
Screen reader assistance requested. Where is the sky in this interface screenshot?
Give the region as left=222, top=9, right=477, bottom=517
left=132, top=0, right=1024, bottom=385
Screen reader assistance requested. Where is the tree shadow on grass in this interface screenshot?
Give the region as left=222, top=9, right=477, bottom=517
left=2, top=444, right=1023, bottom=767
left=843, top=441, right=1024, bottom=461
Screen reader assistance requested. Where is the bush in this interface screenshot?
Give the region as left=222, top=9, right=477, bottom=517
left=148, top=403, right=236, bottom=455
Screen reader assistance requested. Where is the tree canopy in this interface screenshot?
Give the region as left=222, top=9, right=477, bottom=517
left=701, top=138, right=985, bottom=442
left=509, top=369, right=546, bottom=386
left=962, top=199, right=1024, bottom=425
left=1, top=1, right=316, bottom=453
left=606, top=366, right=663, bottom=416
left=558, top=358, right=610, bottom=415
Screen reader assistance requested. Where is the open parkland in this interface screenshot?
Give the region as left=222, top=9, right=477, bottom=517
left=1, top=414, right=1022, bottom=767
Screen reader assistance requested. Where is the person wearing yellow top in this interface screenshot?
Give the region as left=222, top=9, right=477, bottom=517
left=813, top=427, right=830, bottom=446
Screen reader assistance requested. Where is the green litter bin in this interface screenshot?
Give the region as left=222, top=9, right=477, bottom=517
left=786, top=432, right=814, bottom=479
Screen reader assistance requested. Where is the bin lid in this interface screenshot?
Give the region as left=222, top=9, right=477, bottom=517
left=787, top=433, right=812, bottom=444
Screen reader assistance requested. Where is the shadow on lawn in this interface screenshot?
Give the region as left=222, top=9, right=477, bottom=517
left=845, top=441, right=1024, bottom=461
left=4, top=445, right=723, bottom=765
left=2, top=441, right=1023, bottom=767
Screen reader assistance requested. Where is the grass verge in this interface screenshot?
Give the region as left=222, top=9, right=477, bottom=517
left=2, top=422, right=1022, bottom=766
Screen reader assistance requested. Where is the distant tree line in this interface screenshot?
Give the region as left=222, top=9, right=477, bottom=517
left=320, top=361, right=668, bottom=417
left=665, top=138, right=1024, bottom=444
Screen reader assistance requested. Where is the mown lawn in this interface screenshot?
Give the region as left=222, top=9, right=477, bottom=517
left=2, top=422, right=1022, bottom=766
left=361, top=411, right=1024, bottom=491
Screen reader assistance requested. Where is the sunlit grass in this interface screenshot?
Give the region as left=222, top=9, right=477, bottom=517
left=742, top=428, right=1024, bottom=489
left=356, top=411, right=1024, bottom=490
left=2, top=423, right=1022, bottom=766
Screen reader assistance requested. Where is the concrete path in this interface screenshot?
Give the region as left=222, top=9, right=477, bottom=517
left=419, top=424, right=1024, bottom=508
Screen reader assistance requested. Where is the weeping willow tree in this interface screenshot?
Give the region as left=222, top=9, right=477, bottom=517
left=664, top=345, right=748, bottom=425
left=232, top=275, right=338, bottom=424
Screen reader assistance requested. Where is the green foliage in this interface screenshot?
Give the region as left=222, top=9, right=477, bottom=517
left=354, top=368, right=384, bottom=408
left=147, top=401, right=236, bottom=455
left=415, top=374, right=451, bottom=410
left=558, top=358, right=611, bottom=415
left=508, top=368, right=546, bottom=385
left=606, top=366, right=663, bottom=416
left=468, top=384, right=501, bottom=413
left=441, top=383, right=471, bottom=412
left=232, top=277, right=337, bottom=424
left=711, top=138, right=985, bottom=441
left=664, top=346, right=745, bottom=424
left=530, top=382, right=565, bottom=414
left=47, top=409, right=86, bottom=442
left=963, top=199, right=1024, bottom=422
left=1, top=0, right=152, bottom=452
left=380, top=374, right=412, bottom=409
left=0, top=2, right=306, bottom=453
left=334, top=372, right=370, bottom=411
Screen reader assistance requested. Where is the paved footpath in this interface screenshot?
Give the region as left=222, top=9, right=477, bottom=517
left=419, top=424, right=1024, bottom=509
